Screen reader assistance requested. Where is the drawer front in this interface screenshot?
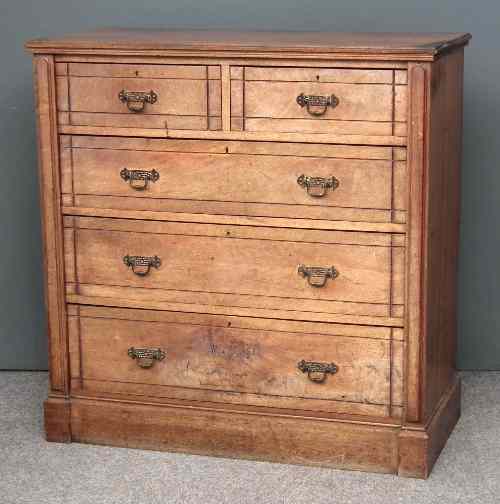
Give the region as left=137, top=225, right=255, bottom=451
left=64, top=217, right=405, bottom=322
left=231, top=67, right=407, bottom=137
left=68, top=305, right=403, bottom=418
left=56, top=63, right=221, bottom=131
left=60, top=136, right=407, bottom=224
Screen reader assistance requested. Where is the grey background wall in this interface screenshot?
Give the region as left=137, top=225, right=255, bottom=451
left=1, top=1, right=498, bottom=370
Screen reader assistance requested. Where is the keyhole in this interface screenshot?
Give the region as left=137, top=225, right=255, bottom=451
left=135, top=70, right=139, bottom=77
left=316, top=75, right=320, bottom=81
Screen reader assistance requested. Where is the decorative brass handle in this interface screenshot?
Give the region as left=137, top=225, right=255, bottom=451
left=128, top=347, right=166, bottom=368
left=120, top=168, right=160, bottom=191
left=297, top=174, right=339, bottom=198
left=298, top=360, right=338, bottom=383
left=118, top=89, right=158, bottom=112
left=123, top=255, right=161, bottom=276
left=296, top=93, right=339, bottom=116
left=298, top=265, right=338, bottom=287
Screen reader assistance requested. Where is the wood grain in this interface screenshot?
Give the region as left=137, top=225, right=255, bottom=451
left=67, top=293, right=404, bottom=328
left=57, top=124, right=408, bottom=146
left=26, top=29, right=471, bottom=61
left=29, top=29, right=467, bottom=478
left=34, top=55, right=69, bottom=395
left=60, top=135, right=406, bottom=222
left=64, top=217, right=403, bottom=320
left=72, top=308, right=394, bottom=412
left=405, top=63, right=428, bottom=423
left=62, top=207, right=407, bottom=234
left=398, top=377, right=461, bottom=478
left=422, top=49, right=464, bottom=420
left=44, top=396, right=72, bottom=442
left=243, top=67, right=394, bottom=83
left=71, top=397, right=401, bottom=473
left=56, top=62, right=221, bottom=131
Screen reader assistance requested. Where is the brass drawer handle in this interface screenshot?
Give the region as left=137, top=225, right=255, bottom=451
left=298, top=265, right=339, bottom=287
left=128, top=347, right=166, bottom=368
left=123, top=255, right=161, bottom=276
left=297, top=174, right=339, bottom=198
left=298, top=360, right=338, bottom=383
left=296, top=93, right=339, bottom=116
left=120, top=168, right=160, bottom=191
left=118, top=89, right=158, bottom=112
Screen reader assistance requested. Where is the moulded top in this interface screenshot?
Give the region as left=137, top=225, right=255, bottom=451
left=26, top=28, right=471, bottom=60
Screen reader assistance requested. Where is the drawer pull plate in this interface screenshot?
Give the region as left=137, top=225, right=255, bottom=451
left=128, top=347, right=166, bottom=368
left=298, top=360, right=338, bottom=383
left=123, top=255, right=161, bottom=276
left=296, top=93, right=339, bottom=116
left=298, top=265, right=338, bottom=287
left=118, top=89, right=158, bottom=112
left=297, top=174, right=339, bottom=198
left=120, top=168, right=160, bottom=191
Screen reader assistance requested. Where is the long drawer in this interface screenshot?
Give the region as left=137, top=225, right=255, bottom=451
left=56, top=63, right=222, bottom=130
left=64, top=216, right=404, bottom=324
left=68, top=305, right=403, bottom=418
left=60, top=136, right=407, bottom=224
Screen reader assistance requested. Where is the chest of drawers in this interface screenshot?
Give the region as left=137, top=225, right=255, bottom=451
left=26, top=29, right=470, bottom=478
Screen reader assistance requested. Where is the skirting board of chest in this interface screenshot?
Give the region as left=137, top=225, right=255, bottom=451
left=26, top=29, right=470, bottom=478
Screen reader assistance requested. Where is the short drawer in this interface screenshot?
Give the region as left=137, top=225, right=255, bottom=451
left=68, top=305, right=403, bottom=418
left=230, top=66, right=407, bottom=137
left=60, top=136, right=407, bottom=224
left=56, top=63, right=221, bottom=130
left=64, top=217, right=405, bottom=324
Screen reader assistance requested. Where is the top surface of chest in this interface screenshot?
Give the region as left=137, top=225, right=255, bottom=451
left=26, top=29, right=471, bottom=60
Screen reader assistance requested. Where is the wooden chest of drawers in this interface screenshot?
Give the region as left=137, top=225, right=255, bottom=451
left=26, top=30, right=470, bottom=478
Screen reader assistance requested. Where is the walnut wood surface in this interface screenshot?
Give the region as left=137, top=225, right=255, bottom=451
left=29, top=29, right=467, bottom=478
left=26, top=29, right=471, bottom=61
left=69, top=306, right=401, bottom=415
left=56, top=62, right=221, bottom=131
left=33, top=55, right=69, bottom=396
left=63, top=373, right=460, bottom=476
left=63, top=216, right=404, bottom=321
left=234, top=67, right=406, bottom=137
left=60, top=135, right=407, bottom=223
left=422, top=50, right=464, bottom=420
left=398, top=376, right=461, bottom=478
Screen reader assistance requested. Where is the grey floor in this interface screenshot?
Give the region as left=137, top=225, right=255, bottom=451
left=0, top=372, right=498, bottom=504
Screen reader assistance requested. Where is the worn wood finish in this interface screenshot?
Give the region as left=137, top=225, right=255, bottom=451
left=26, top=30, right=471, bottom=61
left=70, top=397, right=400, bottom=473
left=60, top=135, right=407, bottom=223
left=28, top=29, right=469, bottom=478
left=64, top=216, right=404, bottom=321
left=231, top=66, right=407, bottom=137
left=44, top=396, right=72, bottom=442
left=58, top=125, right=408, bottom=146
left=55, top=56, right=409, bottom=69
left=404, top=63, right=428, bottom=423
left=66, top=293, right=405, bottom=328
left=56, top=62, right=221, bottom=131
left=63, top=207, right=407, bottom=233
left=405, top=49, right=465, bottom=425
left=33, top=55, right=69, bottom=396
left=422, top=50, right=464, bottom=420
left=66, top=376, right=460, bottom=475
left=398, top=376, right=461, bottom=478
left=69, top=306, right=402, bottom=416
